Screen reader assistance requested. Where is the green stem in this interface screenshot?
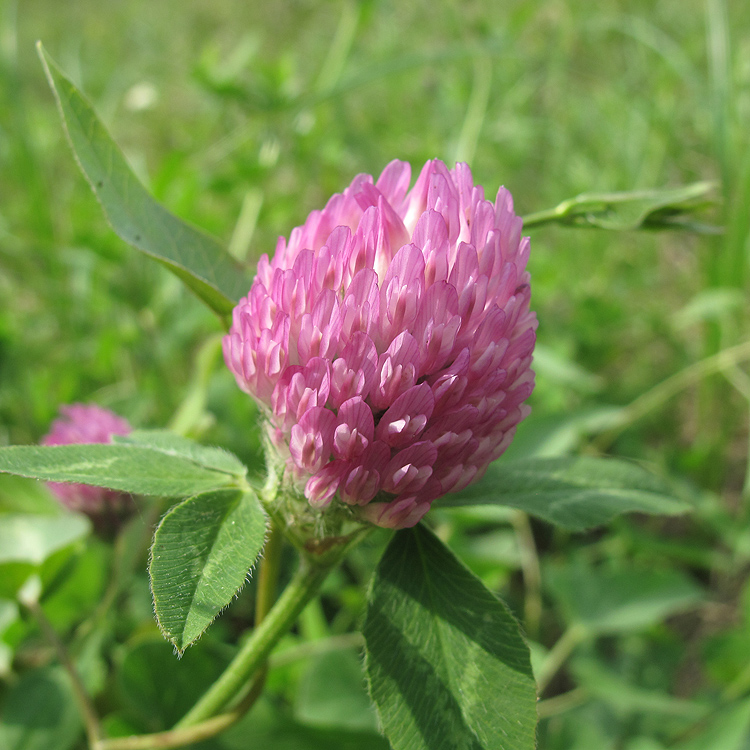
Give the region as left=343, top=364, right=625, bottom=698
left=168, top=334, right=223, bottom=437
left=96, top=654, right=270, bottom=750
left=511, top=510, right=542, bottom=640
left=255, top=522, right=283, bottom=624
left=95, top=714, right=239, bottom=750
left=96, top=517, right=368, bottom=750
left=723, top=662, right=750, bottom=703
left=223, top=521, right=284, bottom=719
left=522, top=205, right=571, bottom=229
left=453, top=53, right=491, bottom=166
left=313, top=0, right=359, bottom=94
left=594, top=339, right=750, bottom=450
left=99, top=672, right=268, bottom=750
left=721, top=368, right=750, bottom=504
left=175, top=557, right=333, bottom=728
left=536, top=624, right=588, bottom=695
left=270, top=632, right=364, bottom=668
left=536, top=687, right=589, bottom=719
left=95, top=540, right=329, bottom=750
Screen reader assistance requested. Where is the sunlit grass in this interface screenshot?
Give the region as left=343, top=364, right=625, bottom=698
left=1, top=1, right=749, bottom=747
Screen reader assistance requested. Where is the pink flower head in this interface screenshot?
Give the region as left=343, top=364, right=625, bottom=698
left=224, top=159, right=536, bottom=529
left=41, top=404, right=132, bottom=515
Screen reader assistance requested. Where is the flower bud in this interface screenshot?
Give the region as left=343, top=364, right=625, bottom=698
left=42, top=404, right=132, bottom=518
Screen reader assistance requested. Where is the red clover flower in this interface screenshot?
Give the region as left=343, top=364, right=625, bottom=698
left=224, top=159, right=536, bottom=528
left=42, top=403, right=132, bottom=515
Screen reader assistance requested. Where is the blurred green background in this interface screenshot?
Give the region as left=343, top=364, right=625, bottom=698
left=1, top=0, right=750, bottom=748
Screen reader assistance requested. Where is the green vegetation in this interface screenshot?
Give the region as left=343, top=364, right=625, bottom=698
left=1, top=0, right=749, bottom=748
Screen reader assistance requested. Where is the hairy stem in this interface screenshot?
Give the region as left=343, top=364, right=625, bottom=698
left=255, top=521, right=283, bottom=624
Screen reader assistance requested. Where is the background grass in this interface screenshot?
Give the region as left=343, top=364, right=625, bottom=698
left=1, top=0, right=750, bottom=748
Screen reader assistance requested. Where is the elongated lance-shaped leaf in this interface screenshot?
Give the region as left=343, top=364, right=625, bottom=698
left=150, top=489, right=268, bottom=651
left=0, top=443, right=243, bottom=498
left=522, top=181, right=719, bottom=233
left=364, top=524, right=537, bottom=750
left=36, top=42, right=253, bottom=318
left=436, top=456, right=690, bottom=530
